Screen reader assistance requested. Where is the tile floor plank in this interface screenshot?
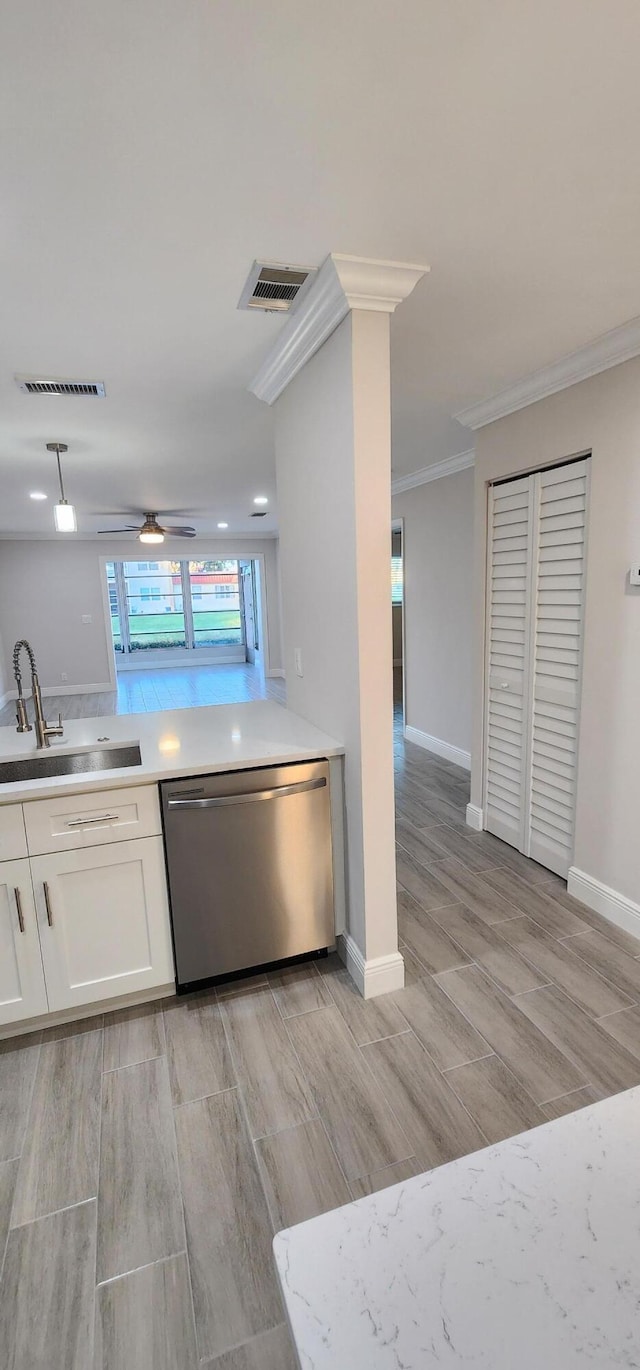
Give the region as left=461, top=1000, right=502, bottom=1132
left=0, top=1199, right=96, bottom=1370
left=255, top=1118, right=351, bottom=1229
left=348, top=1157, right=423, bottom=1200
left=444, top=1055, right=543, bottom=1143
left=103, top=1002, right=166, bottom=1073
left=268, top=963, right=333, bottom=1018
left=397, top=942, right=430, bottom=984
left=463, top=830, right=556, bottom=887
left=203, top=1324, right=298, bottom=1370
left=396, top=819, right=496, bottom=873
left=397, top=889, right=470, bottom=975
left=540, top=1086, right=603, bottom=1121
left=480, top=867, right=587, bottom=937
left=94, top=1253, right=198, bottom=1370
left=426, top=858, right=520, bottom=925
left=41, top=1014, right=104, bottom=1042
left=436, top=966, right=586, bottom=1103
left=362, top=1031, right=486, bottom=1169
left=516, top=985, right=640, bottom=1096
left=285, top=1007, right=412, bottom=1181
left=499, top=917, right=634, bottom=1017
left=218, top=986, right=314, bottom=1138
left=0, top=1157, right=18, bottom=1267
left=175, top=1089, right=282, bottom=1362
left=163, top=992, right=234, bottom=1106
left=395, top=848, right=460, bottom=912
left=11, top=1030, right=102, bottom=1227
left=597, top=1005, right=640, bottom=1059
left=392, top=974, right=492, bottom=1071
left=564, top=930, right=640, bottom=1001
left=0, top=1032, right=41, bottom=1163
left=317, top=954, right=408, bottom=1045
left=435, top=904, right=549, bottom=995
left=97, top=1056, right=185, bottom=1283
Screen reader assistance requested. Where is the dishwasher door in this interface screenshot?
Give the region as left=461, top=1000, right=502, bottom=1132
left=160, top=760, right=334, bottom=988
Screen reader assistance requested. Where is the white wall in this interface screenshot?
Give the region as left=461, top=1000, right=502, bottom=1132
left=392, top=467, right=474, bottom=760
left=275, top=311, right=398, bottom=967
left=471, top=355, right=640, bottom=907
left=0, top=536, right=283, bottom=692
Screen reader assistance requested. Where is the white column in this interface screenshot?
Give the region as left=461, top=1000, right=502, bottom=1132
left=250, top=255, right=428, bottom=996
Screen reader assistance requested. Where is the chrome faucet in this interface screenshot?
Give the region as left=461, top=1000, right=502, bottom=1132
left=13, top=640, right=64, bottom=749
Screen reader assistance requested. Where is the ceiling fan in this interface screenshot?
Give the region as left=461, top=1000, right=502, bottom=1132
left=98, top=512, right=196, bottom=544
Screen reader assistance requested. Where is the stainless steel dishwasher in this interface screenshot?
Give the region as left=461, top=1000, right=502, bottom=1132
left=160, top=759, right=334, bottom=991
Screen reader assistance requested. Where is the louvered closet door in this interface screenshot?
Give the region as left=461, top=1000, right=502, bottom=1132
left=528, top=459, right=588, bottom=876
left=484, top=476, right=533, bottom=847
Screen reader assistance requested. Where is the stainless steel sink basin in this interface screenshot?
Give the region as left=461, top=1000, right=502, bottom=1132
left=0, top=744, right=142, bottom=784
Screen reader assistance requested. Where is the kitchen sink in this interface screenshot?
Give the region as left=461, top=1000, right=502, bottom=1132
left=0, top=743, right=142, bottom=784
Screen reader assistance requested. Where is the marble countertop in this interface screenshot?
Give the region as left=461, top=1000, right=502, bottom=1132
left=274, top=1086, right=640, bottom=1369
left=0, top=700, right=343, bottom=803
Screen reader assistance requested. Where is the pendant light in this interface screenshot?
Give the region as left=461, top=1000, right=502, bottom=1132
left=47, top=442, right=77, bottom=532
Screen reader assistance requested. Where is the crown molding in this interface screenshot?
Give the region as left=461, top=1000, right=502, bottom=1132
left=455, top=315, right=640, bottom=430
left=391, top=448, right=474, bottom=494
left=250, top=253, right=429, bottom=405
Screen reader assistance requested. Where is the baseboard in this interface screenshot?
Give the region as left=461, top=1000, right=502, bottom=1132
left=267, top=667, right=285, bottom=678
left=404, top=724, right=471, bottom=771
left=568, top=867, right=640, bottom=939
left=337, top=933, right=405, bottom=1000
left=466, top=803, right=484, bottom=831
left=2, top=682, right=113, bottom=700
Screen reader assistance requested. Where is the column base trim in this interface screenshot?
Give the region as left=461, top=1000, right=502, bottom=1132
left=568, top=867, right=640, bottom=939
left=466, top=803, right=484, bottom=831
left=337, top=933, right=405, bottom=1000
left=404, top=724, right=471, bottom=771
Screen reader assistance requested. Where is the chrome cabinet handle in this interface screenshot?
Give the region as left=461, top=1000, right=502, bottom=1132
left=167, top=776, right=327, bottom=810
left=65, top=814, right=119, bottom=827
left=43, top=881, right=54, bottom=927
left=14, top=887, right=25, bottom=934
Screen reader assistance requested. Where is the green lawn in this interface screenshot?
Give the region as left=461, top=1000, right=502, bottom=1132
left=111, top=610, right=242, bottom=650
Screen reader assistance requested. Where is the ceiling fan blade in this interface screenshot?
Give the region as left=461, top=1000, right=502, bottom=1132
left=161, top=525, right=197, bottom=537
left=97, top=527, right=140, bottom=534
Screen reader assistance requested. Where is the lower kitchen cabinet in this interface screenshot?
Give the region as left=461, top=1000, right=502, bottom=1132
left=0, top=857, right=49, bottom=1024
left=30, top=835, right=174, bottom=1012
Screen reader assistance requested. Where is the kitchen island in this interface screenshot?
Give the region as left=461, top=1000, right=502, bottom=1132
left=274, top=1084, right=640, bottom=1368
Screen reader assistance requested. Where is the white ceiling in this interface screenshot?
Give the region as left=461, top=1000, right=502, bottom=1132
left=2, top=0, right=640, bottom=537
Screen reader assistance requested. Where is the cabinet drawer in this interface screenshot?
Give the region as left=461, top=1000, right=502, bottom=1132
left=23, top=785, right=161, bottom=856
left=0, top=804, right=28, bottom=862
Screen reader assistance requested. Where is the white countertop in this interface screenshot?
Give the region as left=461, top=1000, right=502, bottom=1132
left=0, top=700, right=343, bottom=803
left=274, top=1086, right=640, bottom=1369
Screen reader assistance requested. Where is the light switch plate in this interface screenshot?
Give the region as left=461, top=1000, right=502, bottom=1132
left=630, top=566, right=640, bottom=586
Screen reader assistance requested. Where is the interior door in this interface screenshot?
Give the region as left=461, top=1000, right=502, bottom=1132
left=0, top=857, right=49, bottom=1025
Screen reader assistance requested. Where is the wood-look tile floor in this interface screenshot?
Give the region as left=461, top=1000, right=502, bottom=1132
left=3, top=710, right=640, bottom=1366
left=0, top=662, right=286, bottom=728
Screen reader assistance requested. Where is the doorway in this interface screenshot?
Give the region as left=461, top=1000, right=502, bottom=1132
left=392, top=522, right=404, bottom=727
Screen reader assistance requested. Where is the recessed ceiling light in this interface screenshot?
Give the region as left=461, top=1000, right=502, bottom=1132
left=29, top=490, right=47, bottom=500
left=253, top=496, right=268, bottom=506
left=217, top=521, right=229, bottom=529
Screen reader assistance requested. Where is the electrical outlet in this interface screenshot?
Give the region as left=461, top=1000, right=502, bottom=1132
left=294, top=647, right=303, bottom=677
left=630, top=566, right=640, bottom=587
left=82, top=613, right=92, bottom=624
left=61, top=672, right=68, bottom=682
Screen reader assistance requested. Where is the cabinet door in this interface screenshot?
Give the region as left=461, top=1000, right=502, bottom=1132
left=31, top=837, right=174, bottom=1011
left=0, top=857, right=49, bottom=1025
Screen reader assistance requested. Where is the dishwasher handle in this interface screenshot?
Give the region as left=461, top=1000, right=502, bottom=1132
left=167, top=775, right=326, bottom=810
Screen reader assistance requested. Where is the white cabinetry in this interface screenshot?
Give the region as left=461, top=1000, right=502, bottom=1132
left=0, top=783, right=174, bottom=1028
left=31, top=837, right=173, bottom=1011
left=0, top=858, right=48, bottom=1024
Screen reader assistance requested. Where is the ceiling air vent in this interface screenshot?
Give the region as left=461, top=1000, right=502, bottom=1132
left=15, top=375, right=106, bottom=397
left=238, top=260, right=316, bottom=313
left=251, top=511, right=268, bottom=518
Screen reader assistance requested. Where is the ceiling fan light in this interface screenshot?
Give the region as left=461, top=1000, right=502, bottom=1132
left=139, top=529, right=164, bottom=544
left=54, top=500, right=77, bottom=532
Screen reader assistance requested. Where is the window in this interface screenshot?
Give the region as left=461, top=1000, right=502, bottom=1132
left=105, top=559, right=244, bottom=654
left=391, top=555, right=403, bottom=605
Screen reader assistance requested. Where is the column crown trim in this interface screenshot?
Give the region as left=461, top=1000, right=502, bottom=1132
left=249, top=253, right=429, bottom=405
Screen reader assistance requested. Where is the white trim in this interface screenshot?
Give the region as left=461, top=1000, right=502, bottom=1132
left=116, top=649, right=245, bottom=672
left=0, top=981, right=175, bottom=1041
left=250, top=253, right=428, bottom=405
left=466, top=803, right=484, bottom=832
left=391, top=449, right=475, bottom=495
left=337, top=933, right=405, bottom=1000
left=404, top=724, right=471, bottom=771
left=267, top=667, right=285, bottom=678
left=567, top=867, right=640, bottom=940
left=3, top=681, right=112, bottom=700
left=455, top=315, right=640, bottom=429
left=0, top=689, right=10, bottom=710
